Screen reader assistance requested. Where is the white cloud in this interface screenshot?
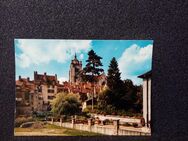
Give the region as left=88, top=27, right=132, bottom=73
left=118, top=44, right=153, bottom=85
left=79, top=54, right=84, bottom=60
left=15, top=39, right=92, bottom=68
left=58, top=77, right=68, bottom=84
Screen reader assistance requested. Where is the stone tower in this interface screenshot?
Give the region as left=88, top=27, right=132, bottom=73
left=69, top=54, right=82, bottom=83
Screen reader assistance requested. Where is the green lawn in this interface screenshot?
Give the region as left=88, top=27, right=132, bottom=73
left=15, top=124, right=102, bottom=136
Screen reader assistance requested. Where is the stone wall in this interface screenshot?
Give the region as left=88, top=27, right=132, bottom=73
left=49, top=118, right=150, bottom=136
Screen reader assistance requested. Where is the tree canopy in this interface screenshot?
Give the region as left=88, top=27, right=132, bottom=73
left=51, top=92, right=81, bottom=117
left=107, top=57, right=123, bottom=90
left=80, top=49, right=104, bottom=82
left=98, top=57, right=143, bottom=113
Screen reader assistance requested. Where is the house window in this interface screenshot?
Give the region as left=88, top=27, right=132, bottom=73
left=48, top=96, right=54, bottom=100
left=25, top=92, right=30, bottom=101
left=38, top=86, right=42, bottom=92
left=48, top=89, right=54, bottom=93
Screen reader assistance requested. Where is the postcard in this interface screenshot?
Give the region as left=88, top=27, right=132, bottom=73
left=14, top=39, right=153, bottom=136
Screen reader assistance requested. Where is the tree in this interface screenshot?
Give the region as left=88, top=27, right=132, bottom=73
left=97, top=58, right=143, bottom=115
left=107, top=57, right=123, bottom=90
left=51, top=92, right=81, bottom=117
left=97, top=88, right=110, bottom=110
left=106, top=57, right=125, bottom=108
left=81, top=49, right=104, bottom=82
left=120, top=79, right=137, bottom=110
left=79, top=93, right=88, bottom=102
left=133, top=85, right=143, bottom=113
left=80, top=49, right=104, bottom=110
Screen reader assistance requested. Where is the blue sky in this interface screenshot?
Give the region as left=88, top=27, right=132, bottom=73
left=15, top=39, right=153, bottom=85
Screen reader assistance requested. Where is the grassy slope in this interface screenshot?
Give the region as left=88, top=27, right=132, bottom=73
left=15, top=124, right=102, bottom=136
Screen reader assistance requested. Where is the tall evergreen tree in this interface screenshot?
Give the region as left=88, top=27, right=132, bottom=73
left=107, top=57, right=123, bottom=90
left=106, top=57, right=125, bottom=108
left=98, top=57, right=143, bottom=114
left=81, top=49, right=104, bottom=82
left=80, top=49, right=104, bottom=110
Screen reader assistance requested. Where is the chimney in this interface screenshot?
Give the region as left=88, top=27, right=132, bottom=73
left=55, top=74, right=57, bottom=81
left=44, top=72, right=47, bottom=81
left=34, top=71, right=37, bottom=81
left=27, top=77, right=30, bottom=81
left=19, top=75, right=21, bottom=80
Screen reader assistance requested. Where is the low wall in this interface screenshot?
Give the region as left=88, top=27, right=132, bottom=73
left=91, top=114, right=141, bottom=124
left=50, top=121, right=150, bottom=136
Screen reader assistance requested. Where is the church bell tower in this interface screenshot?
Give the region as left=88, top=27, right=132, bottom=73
left=69, top=54, right=82, bottom=83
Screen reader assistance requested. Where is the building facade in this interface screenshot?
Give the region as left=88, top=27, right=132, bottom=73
left=16, top=72, right=64, bottom=116
left=138, top=70, right=152, bottom=128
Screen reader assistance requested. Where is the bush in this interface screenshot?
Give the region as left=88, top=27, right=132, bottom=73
left=103, top=119, right=112, bottom=125
left=83, top=107, right=89, bottom=113
left=82, top=108, right=91, bottom=118
left=124, top=122, right=132, bottom=127
left=32, top=122, right=46, bottom=129
left=15, top=116, right=33, bottom=127
left=132, top=123, right=138, bottom=128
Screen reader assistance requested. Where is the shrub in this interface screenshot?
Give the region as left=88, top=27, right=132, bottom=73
left=15, top=116, right=33, bottom=127
left=132, top=123, right=138, bottom=128
left=103, top=119, right=112, bottom=125
left=82, top=109, right=91, bottom=118
left=124, top=122, right=132, bottom=127
left=32, top=122, right=46, bottom=129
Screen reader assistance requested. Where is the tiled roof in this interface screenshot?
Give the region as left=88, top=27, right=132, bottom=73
left=35, top=74, right=56, bottom=82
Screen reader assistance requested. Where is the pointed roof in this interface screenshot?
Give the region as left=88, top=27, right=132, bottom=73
left=73, top=53, right=78, bottom=61
left=138, top=70, right=152, bottom=79
left=74, top=53, right=77, bottom=59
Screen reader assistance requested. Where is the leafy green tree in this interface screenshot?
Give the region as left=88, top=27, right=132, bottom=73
left=51, top=92, right=81, bottom=117
left=97, top=88, right=110, bottom=110
left=119, top=79, right=136, bottom=110
left=133, top=85, right=143, bottom=113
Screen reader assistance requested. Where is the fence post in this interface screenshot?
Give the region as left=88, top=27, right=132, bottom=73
left=72, top=116, right=75, bottom=128
left=113, top=120, right=119, bottom=135
left=88, top=118, right=92, bottom=132
left=60, top=117, right=63, bottom=127
left=51, top=117, right=54, bottom=124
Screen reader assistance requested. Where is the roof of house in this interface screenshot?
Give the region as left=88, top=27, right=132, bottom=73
left=35, top=74, right=56, bottom=82
left=138, top=70, right=152, bottom=79
left=16, top=79, right=35, bottom=90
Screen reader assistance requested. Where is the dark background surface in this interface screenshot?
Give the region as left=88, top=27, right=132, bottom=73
left=0, top=0, right=188, bottom=141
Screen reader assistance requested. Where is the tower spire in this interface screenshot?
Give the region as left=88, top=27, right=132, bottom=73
left=74, top=53, right=77, bottom=59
